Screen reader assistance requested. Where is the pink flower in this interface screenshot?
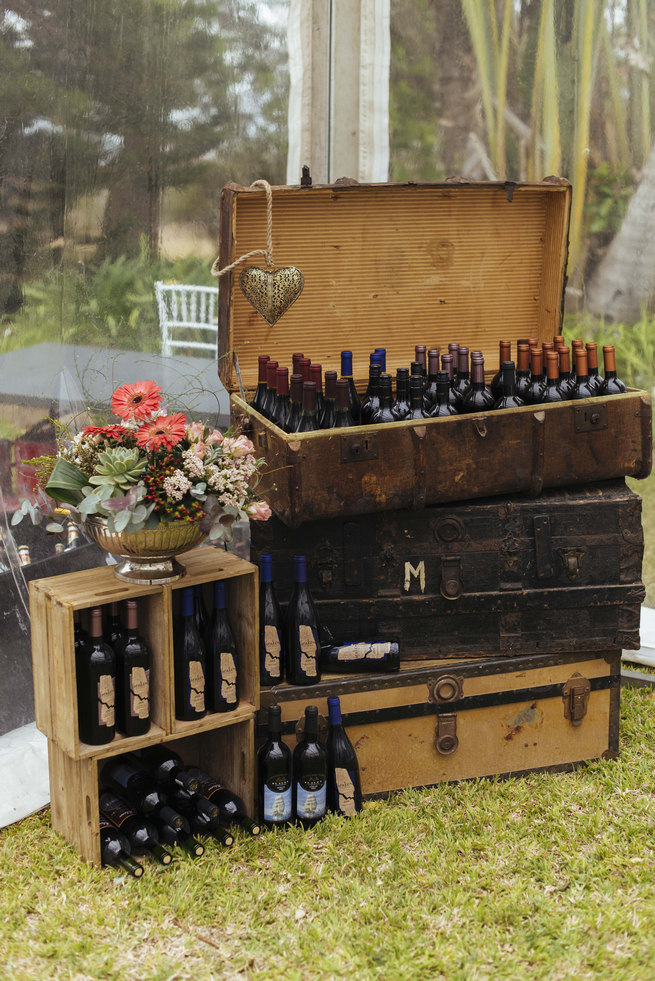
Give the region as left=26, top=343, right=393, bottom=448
left=226, top=435, right=255, bottom=459
left=111, top=380, right=163, bottom=421
left=192, top=441, right=206, bottom=458
left=187, top=421, right=205, bottom=441
left=248, top=500, right=272, bottom=521
left=206, top=429, right=223, bottom=446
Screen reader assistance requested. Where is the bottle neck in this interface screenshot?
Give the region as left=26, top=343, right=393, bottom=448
left=213, top=581, right=226, bottom=610
left=125, top=600, right=138, bottom=632
left=501, top=362, right=517, bottom=396
left=327, top=697, right=343, bottom=726
left=90, top=608, right=103, bottom=640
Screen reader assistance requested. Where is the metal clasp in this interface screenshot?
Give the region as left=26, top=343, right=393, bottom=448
left=435, top=713, right=458, bottom=754
left=562, top=673, right=591, bottom=726
left=440, top=556, right=462, bottom=600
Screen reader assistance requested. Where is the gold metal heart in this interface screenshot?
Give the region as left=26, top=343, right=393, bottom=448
left=239, top=266, right=304, bottom=326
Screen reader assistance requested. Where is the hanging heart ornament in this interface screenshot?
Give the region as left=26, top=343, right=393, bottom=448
left=239, top=265, right=304, bottom=327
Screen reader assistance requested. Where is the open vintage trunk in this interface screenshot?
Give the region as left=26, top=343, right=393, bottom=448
left=218, top=179, right=651, bottom=527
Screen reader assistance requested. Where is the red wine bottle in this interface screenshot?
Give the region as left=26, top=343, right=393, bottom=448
left=448, top=342, right=459, bottom=383
left=453, top=346, right=470, bottom=407
left=414, top=344, right=427, bottom=387
left=541, top=341, right=555, bottom=383
left=572, top=348, right=596, bottom=400
left=571, top=339, right=584, bottom=380
left=286, top=554, right=321, bottom=686
left=340, top=350, right=361, bottom=423
left=490, top=339, right=512, bottom=399
left=292, top=352, right=304, bottom=375
left=585, top=342, right=604, bottom=395
left=321, top=370, right=338, bottom=429
left=327, top=696, right=362, bottom=817
left=76, top=607, right=115, bottom=745
left=360, top=363, right=382, bottom=424
left=129, top=746, right=198, bottom=794
left=334, top=378, right=356, bottom=428
left=310, top=364, right=325, bottom=423
left=186, top=766, right=261, bottom=836
left=293, top=705, right=328, bottom=827
left=259, top=553, right=284, bottom=687
left=541, top=351, right=566, bottom=402
left=392, top=367, right=411, bottom=419
left=461, top=355, right=494, bottom=413
left=320, top=640, right=400, bottom=673
left=99, top=815, right=144, bottom=876
left=440, top=354, right=459, bottom=409
left=371, top=373, right=396, bottom=424
left=193, top=584, right=208, bottom=640
left=74, top=609, right=89, bottom=655
left=493, top=360, right=524, bottom=409
left=298, top=357, right=311, bottom=383
left=103, top=602, right=125, bottom=650
left=271, top=367, right=291, bottom=429
left=285, top=373, right=304, bottom=433
left=114, top=599, right=150, bottom=737
left=407, top=375, right=428, bottom=418
left=258, top=704, right=293, bottom=829
left=205, top=580, right=239, bottom=713
left=101, top=758, right=186, bottom=826
left=155, top=820, right=205, bottom=858
left=173, top=586, right=206, bottom=721
left=252, top=355, right=270, bottom=414
left=423, top=348, right=440, bottom=410
left=172, top=789, right=235, bottom=846
left=99, top=791, right=172, bottom=866
left=515, top=343, right=531, bottom=399
left=431, top=370, right=459, bottom=416
left=297, top=381, right=319, bottom=432
left=600, top=345, right=627, bottom=394
left=524, top=348, right=546, bottom=405
left=260, top=359, right=279, bottom=420
left=558, top=346, right=576, bottom=399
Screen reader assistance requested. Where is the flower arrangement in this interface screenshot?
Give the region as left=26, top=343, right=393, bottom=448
left=13, top=380, right=271, bottom=541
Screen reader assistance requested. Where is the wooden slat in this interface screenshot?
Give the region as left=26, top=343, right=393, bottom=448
left=49, top=740, right=101, bottom=864
left=29, top=582, right=53, bottom=739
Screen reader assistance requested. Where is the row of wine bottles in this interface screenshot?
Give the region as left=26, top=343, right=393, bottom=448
left=249, top=339, right=627, bottom=431
left=258, top=698, right=362, bottom=828
left=15, top=524, right=82, bottom=567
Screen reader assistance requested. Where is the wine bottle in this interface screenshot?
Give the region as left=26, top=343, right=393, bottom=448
left=259, top=553, right=284, bottom=687
left=414, top=344, right=427, bottom=385
left=319, top=640, right=400, bottom=673
left=490, top=339, right=512, bottom=399
left=103, top=602, right=125, bottom=650
left=101, top=759, right=186, bottom=826
left=186, top=766, right=261, bottom=836
left=129, top=745, right=199, bottom=794
left=360, top=363, right=382, bottom=424
left=572, top=348, right=595, bottom=400
left=297, top=381, right=319, bottom=433
left=99, top=791, right=172, bottom=866
left=585, top=342, right=604, bottom=395
left=515, top=342, right=532, bottom=400
left=371, top=374, right=396, bottom=424
left=169, top=784, right=221, bottom=825
left=340, top=350, right=361, bottom=423
left=493, top=360, right=524, bottom=410
left=188, top=814, right=235, bottom=848
left=423, top=348, right=440, bottom=410
left=285, top=373, right=304, bottom=433
left=76, top=607, right=115, bottom=745
left=407, top=375, right=428, bottom=418
left=461, top=355, right=494, bottom=413
left=252, top=355, right=270, bottom=414
left=326, top=696, right=362, bottom=817
left=293, top=705, right=328, bottom=827
left=286, top=554, right=321, bottom=686
left=173, top=586, right=206, bottom=722
left=114, top=599, right=150, bottom=737
left=298, top=357, right=311, bottom=383
left=440, top=354, right=459, bottom=408
left=448, top=342, right=459, bottom=383
left=600, top=344, right=627, bottom=395
left=541, top=351, right=566, bottom=403
left=571, top=339, right=584, bottom=380
left=205, top=580, right=239, bottom=713
left=373, top=348, right=386, bottom=371
left=270, top=367, right=290, bottom=430
left=292, top=352, right=304, bottom=376
left=334, top=378, right=356, bottom=428
left=258, top=704, right=293, bottom=829
left=74, top=609, right=89, bottom=655
left=558, top=346, right=576, bottom=399
left=310, top=364, right=325, bottom=423
left=524, top=348, right=546, bottom=405
left=64, top=523, right=82, bottom=551
left=260, top=359, right=279, bottom=420
left=99, top=815, right=144, bottom=877
left=453, top=346, right=470, bottom=407
left=155, top=821, right=205, bottom=858
left=541, top=341, right=555, bottom=382
left=392, top=367, right=411, bottom=420
left=320, top=370, right=338, bottom=429
left=430, top=370, right=459, bottom=417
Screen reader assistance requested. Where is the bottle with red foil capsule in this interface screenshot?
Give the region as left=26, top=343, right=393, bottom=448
left=298, top=357, right=311, bottom=384
left=557, top=346, right=576, bottom=399
left=360, top=363, right=382, bottom=425
left=431, top=370, right=459, bottom=416
left=285, top=373, right=304, bottom=433
left=423, top=348, right=440, bottom=411
left=334, top=378, right=356, bottom=428
left=461, top=355, right=494, bottom=413
left=260, top=359, right=279, bottom=420
left=310, top=364, right=325, bottom=423
left=77, top=607, right=115, bottom=745
left=585, top=342, right=603, bottom=395
left=493, top=361, right=524, bottom=410
left=392, top=368, right=411, bottom=420
left=292, top=353, right=305, bottom=376
left=524, top=348, right=546, bottom=405
left=541, top=351, right=566, bottom=402
left=440, top=354, right=459, bottom=409
left=252, top=355, right=270, bottom=414
left=297, top=381, right=319, bottom=433
left=515, top=343, right=532, bottom=400
left=453, top=346, right=470, bottom=408
left=371, top=374, right=396, bottom=424
left=321, top=371, right=338, bottom=429
left=600, top=345, right=627, bottom=395
left=271, top=367, right=291, bottom=430
left=572, top=348, right=595, bottom=400
left=490, top=339, right=512, bottom=400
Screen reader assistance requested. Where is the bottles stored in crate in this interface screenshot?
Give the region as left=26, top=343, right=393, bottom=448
left=293, top=705, right=328, bottom=827
left=99, top=791, right=172, bottom=866
left=493, top=361, right=524, bottom=410
left=271, top=367, right=290, bottom=429
left=542, top=352, right=567, bottom=403
left=326, top=696, right=362, bottom=817
left=286, top=554, right=321, bottom=685
left=156, top=820, right=205, bottom=858
left=101, top=758, right=185, bottom=824
left=321, top=371, right=337, bottom=429
left=173, top=586, right=206, bottom=721
left=340, top=350, right=361, bottom=423
left=99, top=815, right=144, bottom=877
left=601, top=345, right=627, bottom=395
left=186, top=765, right=261, bottom=836
left=490, top=340, right=512, bottom=399
left=285, top=373, right=304, bottom=433
left=252, top=354, right=270, bottom=414
left=586, top=342, right=603, bottom=396
left=76, top=607, right=115, bottom=745
left=319, top=641, right=400, bottom=673
left=259, top=553, right=284, bottom=686
left=371, top=374, right=396, bottom=424
left=103, top=602, right=125, bottom=650
left=297, top=381, right=319, bottom=433
left=430, top=370, right=459, bottom=416
left=258, top=704, right=293, bottom=828
left=572, top=349, right=596, bottom=400
left=205, top=581, right=239, bottom=712
left=129, top=746, right=199, bottom=794
left=461, top=355, right=494, bottom=413
left=114, top=599, right=151, bottom=737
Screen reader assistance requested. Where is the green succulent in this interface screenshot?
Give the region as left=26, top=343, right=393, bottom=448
left=88, top=447, right=148, bottom=492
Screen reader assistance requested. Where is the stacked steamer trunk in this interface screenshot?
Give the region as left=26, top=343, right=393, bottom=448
left=218, top=177, right=652, bottom=795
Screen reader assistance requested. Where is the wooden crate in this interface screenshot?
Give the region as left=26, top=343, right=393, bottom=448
left=30, top=548, right=259, bottom=760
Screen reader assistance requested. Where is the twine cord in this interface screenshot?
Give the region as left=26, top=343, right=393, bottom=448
left=211, top=179, right=274, bottom=278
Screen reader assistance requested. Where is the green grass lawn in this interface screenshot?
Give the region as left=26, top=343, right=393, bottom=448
left=2, top=684, right=655, bottom=981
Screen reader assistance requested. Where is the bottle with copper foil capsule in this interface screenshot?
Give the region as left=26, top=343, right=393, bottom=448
left=292, top=353, right=304, bottom=376
left=541, top=351, right=566, bottom=402
left=494, top=361, right=524, bottom=410
left=297, top=381, right=319, bottom=433
left=321, top=371, right=338, bottom=429
left=252, top=355, right=270, bottom=413
left=371, top=374, right=396, bottom=424
left=334, top=378, right=356, bottom=428
left=393, top=367, right=411, bottom=420
left=285, top=374, right=304, bottom=433
left=271, top=367, right=291, bottom=429
left=490, top=340, right=512, bottom=399
left=600, top=345, right=627, bottom=395
left=310, top=364, right=325, bottom=423
left=453, top=346, right=470, bottom=407
left=286, top=554, right=321, bottom=686
left=515, top=343, right=532, bottom=400
left=340, top=350, right=361, bottom=423
left=360, top=363, right=382, bottom=425
left=554, top=335, right=565, bottom=352
left=572, top=348, right=595, bottom=400
left=431, top=370, right=459, bottom=416
left=423, top=348, right=440, bottom=410
left=571, top=339, right=584, bottom=380
left=461, top=355, right=494, bottom=413
left=407, top=375, right=428, bottom=419
left=260, top=359, right=279, bottom=420
left=114, top=599, right=151, bottom=737
left=440, top=354, right=459, bottom=408
left=541, top=341, right=554, bottom=383
left=557, top=346, right=575, bottom=399
left=524, top=348, right=546, bottom=405
left=77, top=607, right=115, bottom=745
left=585, top=343, right=603, bottom=395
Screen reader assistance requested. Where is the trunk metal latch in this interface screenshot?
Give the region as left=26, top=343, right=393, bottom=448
left=435, top=713, right=458, bottom=754
left=440, top=556, right=463, bottom=600
left=562, top=673, right=591, bottom=726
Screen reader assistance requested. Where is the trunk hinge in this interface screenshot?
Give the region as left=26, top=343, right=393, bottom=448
left=562, top=673, right=591, bottom=726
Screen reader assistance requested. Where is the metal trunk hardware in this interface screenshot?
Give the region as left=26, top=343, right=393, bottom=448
left=562, top=673, right=591, bottom=726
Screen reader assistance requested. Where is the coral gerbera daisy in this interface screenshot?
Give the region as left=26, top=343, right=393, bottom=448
left=111, top=380, right=163, bottom=421
left=80, top=424, right=130, bottom=440
left=135, top=413, right=188, bottom=451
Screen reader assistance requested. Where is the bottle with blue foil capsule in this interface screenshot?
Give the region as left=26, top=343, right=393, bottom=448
left=174, top=586, right=206, bottom=721
left=205, top=581, right=239, bottom=713
left=327, top=696, right=362, bottom=817
left=340, top=350, right=361, bottom=423
left=259, top=554, right=284, bottom=686
left=293, top=705, right=327, bottom=826
left=258, top=704, right=293, bottom=828
left=374, top=348, right=386, bottom=371
left=286, top=554, right=321, bottom=685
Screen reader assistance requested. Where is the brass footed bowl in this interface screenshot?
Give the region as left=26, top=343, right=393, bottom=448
left=84, top=516, right=207, bottom=584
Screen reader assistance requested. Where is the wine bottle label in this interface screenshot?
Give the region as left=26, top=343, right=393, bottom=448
left=263, top=626, right=282, bottom=678
left=195, top=772, right=222, bottom=797
left=220, top=652, right=238, bottom=704
left=336, top=642, right=391, bottom=662
left=188, top=660, right=205, bottom=713
left=130, top=666, right=150, bottom=719
left=264, top=778, right=292, bottom=822
left=298, top=625, right=318, bottom=678
left=296, top=777, right=326, bottom=820
left=101, top=796, right=133, bottom=827
left=97, top=674, right=115, bottom=727
left=334, top=768, right=358, bottom=817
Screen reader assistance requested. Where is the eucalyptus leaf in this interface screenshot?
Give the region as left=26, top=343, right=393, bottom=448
left=114, top=509, right=131, bottom=532
left=45, top=522, right=65, bottom=533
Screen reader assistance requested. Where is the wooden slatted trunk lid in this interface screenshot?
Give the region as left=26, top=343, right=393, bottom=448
left=251, top=480, right=644, bottom=660
left=257, top=651, right=620, bottom=794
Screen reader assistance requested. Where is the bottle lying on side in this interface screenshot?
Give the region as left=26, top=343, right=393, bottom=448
left=319, top=641, right=400, bottom=674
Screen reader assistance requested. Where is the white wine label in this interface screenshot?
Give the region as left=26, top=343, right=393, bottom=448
left=336, top=642, right=391, bottom=662
left=334, top=767, right=357, bottom=816
left=264, top=784, right=292, bottom=822
left=263, top=626, right=282, bottom=677
left=130, top=667, right=150, bottom=719
left=188, top=660, right=205, bottom=713
left=298, top=625, right=318, bottom=678
left=97, top=674, right=115, bottom=727
left=296, top=779, right=326, bottom=820
left=220, top=652, right=238, bottom=704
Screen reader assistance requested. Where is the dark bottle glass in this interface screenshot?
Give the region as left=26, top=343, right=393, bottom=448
left=74, top=609, right=89, bottom=655
left=440, top=354, right=459, bottom=408
left=524, top=348, right=546, bottom=405
left=493, top=361, right=525, bottom=410
left=600, top=345, right=627, bottom=395
left=259, top=553, right=284, bottom=687
left=258, top=704, right=293, bottom=829
left=558, top=346, right=576, bottom=399
left=99, top=791, right=172, bottom=866
left=431, top=370, right=459, bottom=416
left=193, top=584, right=208, bottom=641
left=205, top=580, right=239, bottom=713
left=99, top=815, right=144, bottom=877
left=169, top=785, right=221, bottom=826
left=310, top=364, right=325, bottom=423
left=461, top=356, right=494, bottom=413
left=252, top=355, right=270, bottom=414
left=173, top=586, right=206, bottom=722
left=541, top=351, right=566, bottom=402
left=297, top=381, right=319, bottom=433
left=321, top=370, right=338, bottom=429
left=155, top=820, right=205, bottom=858
left=260, top=359, right=279, bottom=420
left=414, top=344, right=427, bottom=382
left=423, top=348, right=440, bottom=410
left=187, top=809, right=235, bottom=847
left=103, top=602, right=125, bottom=650
left=271, top=367, right=291, bottom=430
left=327, top=696, right=362, bottom=817
left=334, top=378, right=356, bottom=428
left=285, top=373, right=304, bottom=433
left=392, top=368, right=411, bottom=420
left=320, top=640, right=400, bottom=673
left=114, top=599, right=150, bottom=737
left=286, top=554, right=321, bottom=686
left=407, top=375, right=428, bottom=418
left=453, top=346, right=470, bottom=407
left=130, top=745, right=199, bottom=795
left=101, top=759, right=185, bottom=826
left=448, top=342, right=459, bottom=383
left=293, top=705, right=328, bottom=827
left=186, top=766, right=261, bottom=836
left=490, top=339, right=512, bottom=399
left=360, top=363, right=382, bottom=424
left=515, top=343, right=532, bottom=400
left=340, top=350, right=361, bottom=423
left=76, top=607, right=115, bottom=746
left=371, top=374, right=396, bottom=424
left=585, top=342, right=604, bottom=395
left=572, top=348, right=596, bottom=400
